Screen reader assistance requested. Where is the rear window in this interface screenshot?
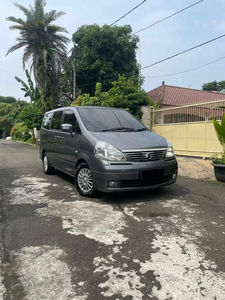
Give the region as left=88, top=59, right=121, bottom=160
left=77, top=108, right=145, bottom=132
left=42, top=112, right=53, bottom=129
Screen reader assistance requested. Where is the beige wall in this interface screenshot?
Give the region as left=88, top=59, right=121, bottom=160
left=152, top=122, right=222, bottom=158
left=141, top=106, right=151, bottom=128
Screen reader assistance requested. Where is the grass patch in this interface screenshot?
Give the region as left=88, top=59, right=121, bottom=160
left=12, top=137, right=36, bottom=145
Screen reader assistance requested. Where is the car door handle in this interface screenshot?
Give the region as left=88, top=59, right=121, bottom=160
left=54, top=135, right=63, bottom=140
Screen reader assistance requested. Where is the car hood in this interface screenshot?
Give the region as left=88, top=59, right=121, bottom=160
left=91, top=131, right=168, bottom=150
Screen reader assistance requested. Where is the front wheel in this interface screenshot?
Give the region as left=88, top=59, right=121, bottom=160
left=43, top=153, right=55, bottom=175
left=75, top=163, right=96, bottom=197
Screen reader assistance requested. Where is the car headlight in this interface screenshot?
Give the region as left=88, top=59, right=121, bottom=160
left=95, top=141, right=127, bottom=161
left=165, top=142, right=175, bottom=158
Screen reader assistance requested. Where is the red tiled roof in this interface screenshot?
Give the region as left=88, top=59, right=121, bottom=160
left=147, top=84, right=225, bottom=106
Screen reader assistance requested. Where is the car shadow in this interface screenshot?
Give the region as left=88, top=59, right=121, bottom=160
left=55, top=170, right=189, bottom=205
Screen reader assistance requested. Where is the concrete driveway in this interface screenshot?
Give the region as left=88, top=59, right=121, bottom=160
left=177, top=156, right=215, bottom=180
left=0, top=139, right=225, bottom=300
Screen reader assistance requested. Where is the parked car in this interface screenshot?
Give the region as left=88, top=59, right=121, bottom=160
left=39, top=106, right=178, bottom=197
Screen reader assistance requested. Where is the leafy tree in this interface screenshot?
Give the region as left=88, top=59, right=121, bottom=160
left=0, top=119, right=13, bottom=138
left=0, top=101, right=20, bottom=137
left=0, top=99, right=29, bottom=137
left=72, top=75, right=150, bottom=118
left=18, top=104, right=43, bottom=129
left=18, top=104, right=43, bottom=143
left=0, top=96, right=17, bottom=103
left=70, top=24, right=139, bottom=96
left=6, top=0, right=69, bottom=111
left=15, top=71, right=44, bottom=142
left=10, top=123, right=31, bottom=140
left=202, top=80, right=225, bottom=92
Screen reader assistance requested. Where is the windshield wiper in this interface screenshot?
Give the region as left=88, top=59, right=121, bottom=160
left=136, top=128, right=147, bottom=131
left=100, top=127, right=136, bottom=132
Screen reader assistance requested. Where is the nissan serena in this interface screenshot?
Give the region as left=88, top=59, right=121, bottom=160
left=39, top=106, right=178, bottom=197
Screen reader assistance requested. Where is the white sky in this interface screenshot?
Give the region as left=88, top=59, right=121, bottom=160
left=1, top=0, right=225, bottom=100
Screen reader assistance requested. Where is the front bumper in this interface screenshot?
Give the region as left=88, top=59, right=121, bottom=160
left=91, top=158, right=178, bottom=193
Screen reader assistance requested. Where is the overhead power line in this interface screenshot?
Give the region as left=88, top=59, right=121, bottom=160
left=76, top=72, right=132, bottom=89
left=133, top=0, right=204, bottom=35
left=70, top=1, right=147, bottom=55
left=141, top=34, right=225, bottom=70
left=76, top=56, right=225, bottom=88
left=94, top=0, right=203, bottom=52
left=0, top=68, right=26, bottom=77
left=145, top=56, right=225, bottom=78
left=109, top=0, right=147, bottom=27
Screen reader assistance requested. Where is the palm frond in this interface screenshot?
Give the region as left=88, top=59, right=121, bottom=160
left=6, top=41, right=27, bottom=56
left=45, top=10, right=66, bottom=24
left=34, top=0, right=46, bottom=22
left=47, top=24, right=68, bottom=34
left=22, top=46, right=33, bottom=67
left=6, top=16, right=25, bottom=25
left=14, top=3, right=32, bottom=18
left=9, top=25, right=24, bottom=30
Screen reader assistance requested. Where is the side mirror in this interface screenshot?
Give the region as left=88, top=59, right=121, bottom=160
left=61, top=123, right=73, bottom=133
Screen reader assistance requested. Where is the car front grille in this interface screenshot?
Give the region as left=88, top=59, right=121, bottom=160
left=123, top=149, right=166, bottom=162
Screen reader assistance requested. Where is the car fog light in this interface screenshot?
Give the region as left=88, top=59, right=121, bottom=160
left=172, top=174, right=177, bottom=180
left=108, top=181, right=120, bottom=188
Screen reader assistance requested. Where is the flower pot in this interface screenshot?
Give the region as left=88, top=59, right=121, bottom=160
left=212, top=163, right=225, bottom=182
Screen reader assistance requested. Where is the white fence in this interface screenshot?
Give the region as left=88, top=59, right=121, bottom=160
left=152, top=99, right=225, bottom=126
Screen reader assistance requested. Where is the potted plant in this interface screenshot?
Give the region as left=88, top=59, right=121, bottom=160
left=212, top=111, right=225, bottom=182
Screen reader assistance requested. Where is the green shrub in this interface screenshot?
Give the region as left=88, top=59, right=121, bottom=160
left=25, top=137, right=35, bottom=144
left=22, top=132, right=32, bottom=141
left=10, top=123, right=30, bottom=139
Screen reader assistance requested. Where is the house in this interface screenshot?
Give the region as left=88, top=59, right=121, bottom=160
left=147, top=82, right=225, bottom=124
left=147, top=81, right=225, bottom=108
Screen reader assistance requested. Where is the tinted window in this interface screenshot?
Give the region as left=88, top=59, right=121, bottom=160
left=63, top=110, right=77, bottom=132
left=42, top=112, right=53, bottom=129
left=51, top=111, right=63, bottom=130
left=77, top=108, right=146, bottom=131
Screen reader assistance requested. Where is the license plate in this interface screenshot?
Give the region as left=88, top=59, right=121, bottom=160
left=141, top=169, right=164, bottom=181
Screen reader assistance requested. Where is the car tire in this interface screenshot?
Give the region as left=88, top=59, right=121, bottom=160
left=43, top=153, right=55, bottom=175
left=75, top=163, right=96, bottom=197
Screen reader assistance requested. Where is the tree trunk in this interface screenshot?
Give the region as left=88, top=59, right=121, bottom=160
left=31, top=128, right=37, bottom=145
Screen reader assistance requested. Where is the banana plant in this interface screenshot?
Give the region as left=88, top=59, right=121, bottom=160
left=15, top=69, right=41, bottom=104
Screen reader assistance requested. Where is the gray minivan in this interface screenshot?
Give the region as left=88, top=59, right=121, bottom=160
left=39, top=106, right=178, bottom=197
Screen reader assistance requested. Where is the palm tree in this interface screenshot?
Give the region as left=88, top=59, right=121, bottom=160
left=6, top=0, right=70, bottom=110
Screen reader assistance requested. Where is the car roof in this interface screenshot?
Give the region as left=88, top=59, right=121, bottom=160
left=45, top=106, right=123, bottom=114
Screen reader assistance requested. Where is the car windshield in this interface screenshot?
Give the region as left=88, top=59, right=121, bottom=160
left=77, top=107, right=147, bottom=132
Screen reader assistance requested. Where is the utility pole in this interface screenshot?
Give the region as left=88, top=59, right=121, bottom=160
left=73, top=61, right=76, bottom=100
left=72, top=46, right=77, bottom=100
left=138, top=42, right=141, bottom=86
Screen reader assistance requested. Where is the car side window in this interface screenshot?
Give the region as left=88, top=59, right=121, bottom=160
left=51, top=111, right=63, bottom=130
left=63, top=110, right=81, bottom=133
left=42, top=112, right=53, bottom=129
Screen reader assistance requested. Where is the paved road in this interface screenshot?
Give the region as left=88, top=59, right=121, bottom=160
left=0, top=139, right=225, bottom=300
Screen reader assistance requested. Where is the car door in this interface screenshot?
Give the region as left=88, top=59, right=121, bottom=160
left=40, top=111, right=53, bottom=160
left=59, top=109, right=81, bottom=176
left=49, top=109, right=64, bottom=168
